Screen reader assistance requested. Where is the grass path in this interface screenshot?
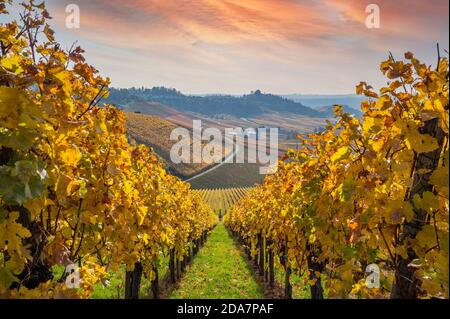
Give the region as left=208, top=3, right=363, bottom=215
left=169, top=223, right=264, bottom=299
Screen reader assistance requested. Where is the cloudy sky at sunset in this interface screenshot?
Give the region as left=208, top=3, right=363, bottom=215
left=7, top=0, right=449, bottom=94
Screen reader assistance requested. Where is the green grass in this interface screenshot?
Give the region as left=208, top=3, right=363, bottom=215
left=50, top=264, right=127, bottom=299
left=273, top=266, right=310, bottom=299
left=170, top=223, right=264, bottom=299
left=90, top=255, right=170, bottom=299
left=49, top=255, right=169, bottom=299
left=274, top=265, right=329, bottom=299
left=90, top=268, right=125, bottom=299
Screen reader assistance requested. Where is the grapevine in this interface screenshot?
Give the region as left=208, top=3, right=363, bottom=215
left=0, top=0, right=216, bottom=298
left=225, top=50, right=449, bottom=299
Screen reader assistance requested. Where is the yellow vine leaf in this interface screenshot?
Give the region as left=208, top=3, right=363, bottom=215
left=331, top=146, right=351, bottom=163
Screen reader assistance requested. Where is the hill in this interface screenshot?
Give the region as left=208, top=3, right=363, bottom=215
left=125, top=112, right=227, bottom=179
left=283, top=94, right=365, bottom=110
left=118, top=91, right=332, bottom=189
left=106, top=87, right=324, bottom=118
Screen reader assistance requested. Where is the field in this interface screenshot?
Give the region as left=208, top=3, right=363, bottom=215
left=126, top=107, right=322, bottom=188
left=122, top=101, right=329, bottom=134
left=126, top=111, right=290, bottom=189
left=126, top=112, right=231, bottom=178
left=195, top=188, right=253, bottom=214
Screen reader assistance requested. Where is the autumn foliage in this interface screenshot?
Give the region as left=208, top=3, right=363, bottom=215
left=1, top=0, right=448, bottom=300
left=0, top=0, right=216, bottom=298
left=225, top=51, right=449, bottom=298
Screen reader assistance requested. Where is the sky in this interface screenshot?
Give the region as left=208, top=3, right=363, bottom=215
left=3, top=0, right=449, bottom=94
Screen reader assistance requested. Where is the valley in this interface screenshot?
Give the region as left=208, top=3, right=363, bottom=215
left=119, top=89, right=345, bottom=188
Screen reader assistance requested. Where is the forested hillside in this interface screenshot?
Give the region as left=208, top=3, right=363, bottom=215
left=106, top=87, right=323, bottom=118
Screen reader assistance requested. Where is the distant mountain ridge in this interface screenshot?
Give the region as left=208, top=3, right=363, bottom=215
left=105, top=87, right=324, bottom=118
left=315, top=104, right=363, bottom=118
left=283, top=94, right=365, bottom=111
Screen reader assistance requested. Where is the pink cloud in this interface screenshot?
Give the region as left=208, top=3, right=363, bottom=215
left=40, top=0, right=449, bottom=93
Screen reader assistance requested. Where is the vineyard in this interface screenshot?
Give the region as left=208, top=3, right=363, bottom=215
left=225, top=52, right=449, bottom=299
left=0, top=0, right=449, bottom=301
left=126, top=112, right=228, bottom=179
left=195, top=188, right=253, bottom=215
left=0, top=1, right=216, bottom=299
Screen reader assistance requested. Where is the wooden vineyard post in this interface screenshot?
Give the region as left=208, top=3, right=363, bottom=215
left=193, top=241, right=197, bottom=256
left=281, top=238, right=292, bottom=299
left=181, top=256, right=186, bottom=273
left=269, top=249, right=275, bottom=287
left=176, top=255, right=181, bottom=280
left=285, top=266, right=292, bottom=299
left=242, top=234, right=251, bottom=261
left=195, top=239, right=200, bottom=254
left=151, top=267, right=159, bottom=299
left=253, top=238, right=259, bottom=268
left=125, top=262, right=143, bottom=299
left=264, top=237, right=270, bottom=282
left=258, top=233, right=265, bottom=277
left=239, top=233, right=244, bottom=245
left=306, top=242, right=324, bottom=299
left=169, top=248, right=176, bottom=284
left=187, top=244, right=192, bottom=264
left=267, top=238, right=275, bottom=287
